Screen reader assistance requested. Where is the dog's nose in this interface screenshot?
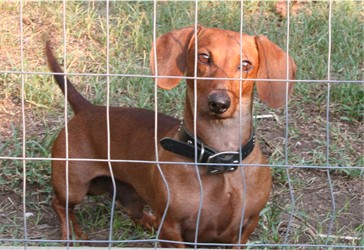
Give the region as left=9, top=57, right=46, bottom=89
left=208, top=92, right=231, bottom=114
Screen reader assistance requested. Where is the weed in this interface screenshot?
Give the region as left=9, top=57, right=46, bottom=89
left=0, top=0, right=362, bottom=247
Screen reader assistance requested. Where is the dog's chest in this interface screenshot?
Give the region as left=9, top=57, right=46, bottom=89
left=178, top=173, right=251, bottom=242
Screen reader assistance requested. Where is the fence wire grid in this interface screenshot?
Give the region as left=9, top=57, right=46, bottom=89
left=0, top=0, right=363, bottom=249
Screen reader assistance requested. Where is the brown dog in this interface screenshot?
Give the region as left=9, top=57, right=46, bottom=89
left=47, top=25, right=296, bottom=247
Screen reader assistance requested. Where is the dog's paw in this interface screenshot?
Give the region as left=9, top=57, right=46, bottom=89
left=134, top=212, right=157, bottom=232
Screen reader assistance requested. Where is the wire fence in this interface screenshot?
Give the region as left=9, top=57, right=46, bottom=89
left=0, top=0, right=363, bottom=249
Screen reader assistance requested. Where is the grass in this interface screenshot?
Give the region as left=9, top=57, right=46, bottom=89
left=0, top=0, right=362, bottom=247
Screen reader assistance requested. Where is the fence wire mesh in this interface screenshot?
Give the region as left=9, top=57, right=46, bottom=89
left=0, top=0, right=363, bottom=249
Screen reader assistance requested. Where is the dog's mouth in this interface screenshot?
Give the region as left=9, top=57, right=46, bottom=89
left=209, top=111, right=233, bottom=119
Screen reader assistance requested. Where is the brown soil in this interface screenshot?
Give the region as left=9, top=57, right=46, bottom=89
left=0, top=95, right=362, bottom=247
left=0, top=1, right=362, bottom=247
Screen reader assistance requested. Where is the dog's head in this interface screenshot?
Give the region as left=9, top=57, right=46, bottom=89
left=150, top=25, right=297, bottom=119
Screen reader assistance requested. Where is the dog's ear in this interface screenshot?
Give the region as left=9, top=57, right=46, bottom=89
left=150, top=26, right=197, bottom=90
left=255, top=35, right=297, bottom=109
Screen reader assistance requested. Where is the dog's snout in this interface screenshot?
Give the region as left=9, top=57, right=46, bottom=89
left=208, top=92, right=231, bottom=114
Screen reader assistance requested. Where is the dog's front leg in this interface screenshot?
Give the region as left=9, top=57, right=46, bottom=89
left=158, top=220, right=185, bottom=248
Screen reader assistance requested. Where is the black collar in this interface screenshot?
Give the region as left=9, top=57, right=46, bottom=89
left=160, top=124, right=256, bottom=175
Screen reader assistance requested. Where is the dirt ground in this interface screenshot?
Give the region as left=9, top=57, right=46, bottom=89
left=0, top=0, right=362, bottom=247
left=1, top=168, right=362, bottom=246
left=0, top=96, right=362, bottom=247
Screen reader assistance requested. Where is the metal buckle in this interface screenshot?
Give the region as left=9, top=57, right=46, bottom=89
left=206, top=151, right=240, bottom=174
left=207, top=151, right=240, bottom=164
left=198, top=142, right=205, bottom=163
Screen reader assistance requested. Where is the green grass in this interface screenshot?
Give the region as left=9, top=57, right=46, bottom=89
left=0, top=0, right=362, bottom=247
left=2, top=1, right=362, bottom=113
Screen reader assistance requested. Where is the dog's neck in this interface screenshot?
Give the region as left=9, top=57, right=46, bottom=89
left=183, top=95, right=253, bottom=152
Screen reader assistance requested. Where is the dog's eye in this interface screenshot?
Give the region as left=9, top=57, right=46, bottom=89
left=198, top=53, right=210, bottom=64
left=238, top=60, right=253, bottom=72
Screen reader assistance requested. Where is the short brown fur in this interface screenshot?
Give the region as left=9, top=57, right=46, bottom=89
left=48, top=26, right=296, bottom=247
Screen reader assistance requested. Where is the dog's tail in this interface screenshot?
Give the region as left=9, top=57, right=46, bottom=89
left=45, top=41, right=91, bottom=114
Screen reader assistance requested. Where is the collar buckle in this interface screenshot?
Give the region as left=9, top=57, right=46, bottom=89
left=206, top=151, right=240, bottom=175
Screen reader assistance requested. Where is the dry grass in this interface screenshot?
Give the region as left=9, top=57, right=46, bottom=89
left=0, top=0, right=362, bottom=247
